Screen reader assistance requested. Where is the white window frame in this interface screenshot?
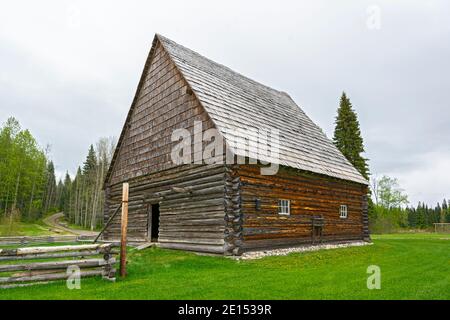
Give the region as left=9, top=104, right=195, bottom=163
left=340, top=205, right=348, bottom=219
left=278, top=199, right=290, bottom=215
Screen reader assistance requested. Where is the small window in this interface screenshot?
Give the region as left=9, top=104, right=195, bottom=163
left=278, top=199, right=290, bottom=215
left=340, top=205, right=348, bottom=219
left=255, top=198, right=261, bottom=211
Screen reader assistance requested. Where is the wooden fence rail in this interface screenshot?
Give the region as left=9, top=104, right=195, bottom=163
left=0, top=235, right=96, bottom=246
left=0, top=243, right=117, bottom=289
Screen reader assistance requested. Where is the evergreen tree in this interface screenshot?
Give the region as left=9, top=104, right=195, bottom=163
left=61, top=138, right=115, bottom=229
left=444, top=199, right=450, bottom=223
left=61, top=172, right=72, bottom=217
left=55, top=179, right=63, bottom=209
left=407, top=207, right=417, bottom=228
left=416, top=202, right=426, bottom=228
left=83, top=145, right=97, bottom=176
left=433, top=202, right=441, bottom=225
left=43, top=161, right=57, bottom=213
left=333, top=92, right=369, bottom=180
left=73, top=166, right=83, bottom=225
left=439, top=199, right=448, bottom=223
left=444, top=200, right=450, bottom=223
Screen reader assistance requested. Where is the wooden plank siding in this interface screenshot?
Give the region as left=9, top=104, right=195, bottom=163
left=235, top=165, right=368, bottom=252
left=104, top=165, right=227, bottom=254
left=108, top=41, right=216, bottom=186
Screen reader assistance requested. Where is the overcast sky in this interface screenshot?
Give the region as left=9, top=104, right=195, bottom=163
left=1, top=0, right=449, bottom=206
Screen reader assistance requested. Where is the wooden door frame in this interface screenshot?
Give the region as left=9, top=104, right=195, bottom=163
left=146, top=203, right=153, bottom=241
left=147, top=202, right=160, bottom=241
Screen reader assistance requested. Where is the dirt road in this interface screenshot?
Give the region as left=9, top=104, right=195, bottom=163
left=43, top=212, right=98, bottom=236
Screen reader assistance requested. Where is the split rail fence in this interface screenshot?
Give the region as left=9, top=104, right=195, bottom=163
left=0, top=235, right=95, bottom=246
left=0, top=243, right=117, bottom=289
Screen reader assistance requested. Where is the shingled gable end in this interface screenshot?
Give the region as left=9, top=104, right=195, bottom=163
left=103, top=34, right=370, bottom=255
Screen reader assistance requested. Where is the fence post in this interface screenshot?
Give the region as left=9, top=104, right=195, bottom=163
left=120, top=183, right=129, bottom=278
left=102, top=244, right=115, bottom=281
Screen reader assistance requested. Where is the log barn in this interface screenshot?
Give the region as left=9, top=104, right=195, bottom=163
left=103, top=34, right=370, bottom=255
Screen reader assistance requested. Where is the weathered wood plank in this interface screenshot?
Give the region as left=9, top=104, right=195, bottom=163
left=0, top=269, right=108, bottom=284
left=237, top=164, right=366, bottom=251
left=0, top=244, right=113, bottom=257
left=0, top=258, right=115, bottom=273
left=0, top=249, right=118, bottom=262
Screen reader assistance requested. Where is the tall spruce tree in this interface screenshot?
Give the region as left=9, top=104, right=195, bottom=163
left=333, top=92, right=369, bottom=180
left=59, top=138, right=115, bottom=229
left=83, top=145, right=97, bottom=175
left=42, top=161, right=57, bottom=213
left=445, top=199, right=450, bottom=223
left=407, top=207, right=417, bottom=228
left=61, top=172, right=72, bottom=218
left=416, top=202, right=426, bottom=228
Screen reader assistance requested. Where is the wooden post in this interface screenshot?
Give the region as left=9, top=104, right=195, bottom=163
left=119, top=183, right=129, bottom=278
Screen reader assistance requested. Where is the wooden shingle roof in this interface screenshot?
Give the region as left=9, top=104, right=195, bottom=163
left=157, top=35, right=368, bottom=185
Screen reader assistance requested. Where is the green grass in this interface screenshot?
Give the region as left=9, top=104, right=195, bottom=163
left=372, top=233, right=450, bottom=240
left=0, top=221, right=60, bottom=236
left=65, top=222, right=101, bottom=232
left=1, top=233, right=449, bottom=300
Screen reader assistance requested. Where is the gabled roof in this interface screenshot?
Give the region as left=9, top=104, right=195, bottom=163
left=106, top=34, right=368, bottom=186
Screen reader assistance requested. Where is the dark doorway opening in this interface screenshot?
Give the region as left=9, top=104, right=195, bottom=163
left=150, top=203, right=160, bottom=242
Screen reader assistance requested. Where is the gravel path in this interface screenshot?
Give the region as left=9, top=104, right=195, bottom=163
left=238, top=241, right=372, bottom=260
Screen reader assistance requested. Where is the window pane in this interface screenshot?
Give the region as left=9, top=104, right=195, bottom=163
left=340, top=205, right=347, bottom=218
left=278, top=199, right=290, bottom=215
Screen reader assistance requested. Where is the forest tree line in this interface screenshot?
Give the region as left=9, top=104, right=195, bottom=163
left=60, top=138, right=116, bottom=230
left=0, top=117, right=59, bottom=223
left=369, top=175, right=450, bottom=233
left=0, top=117, right=115, bottom=230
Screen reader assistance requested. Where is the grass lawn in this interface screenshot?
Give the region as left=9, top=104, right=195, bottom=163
left=0, top=221, right=60, bottom=237
left=65, top=221, right=101, bottom=232
left=1, top=233, right=449, bottom=300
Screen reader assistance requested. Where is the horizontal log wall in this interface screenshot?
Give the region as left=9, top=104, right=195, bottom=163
left=237, top=165, right=368, bottom=251
left=104, top=164, right=227, bottom=254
